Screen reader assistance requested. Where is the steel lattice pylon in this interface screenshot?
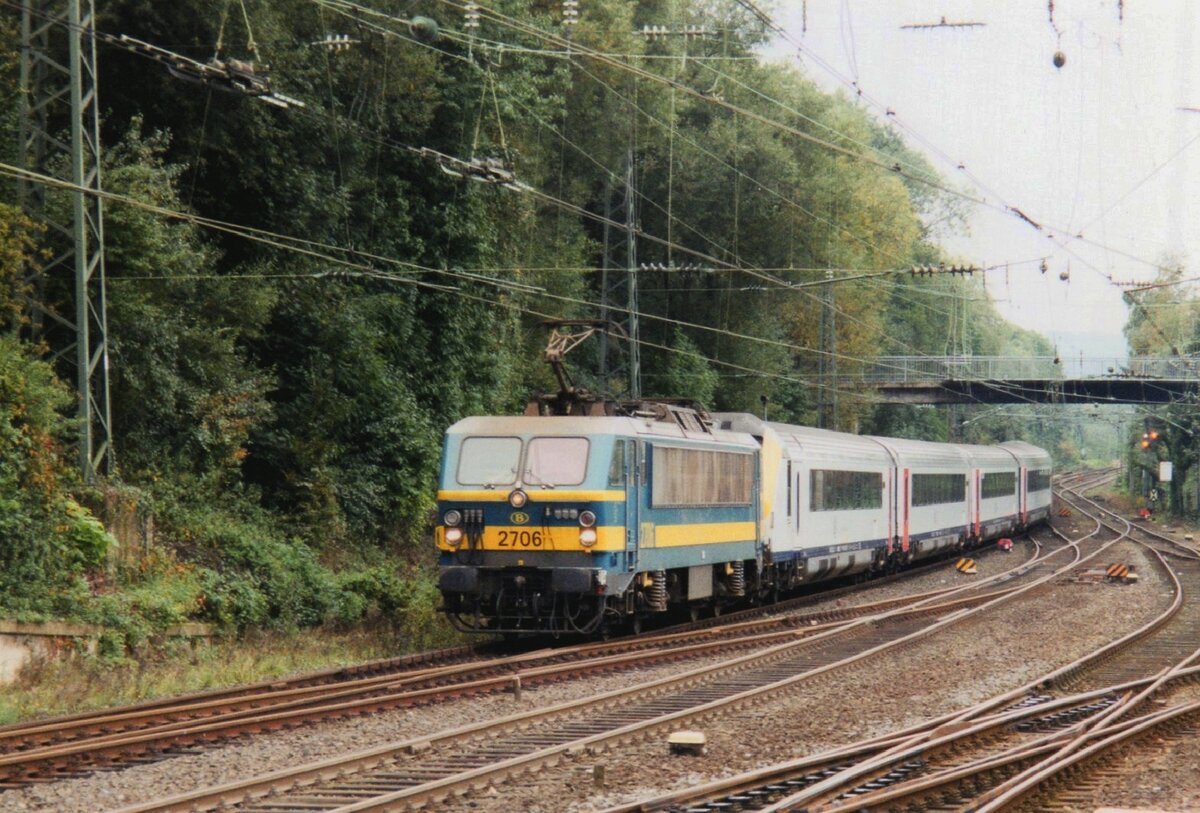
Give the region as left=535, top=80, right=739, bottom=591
left=598, top=150, right=640, bottom=399
left=18, top=0, right=112, bottom=480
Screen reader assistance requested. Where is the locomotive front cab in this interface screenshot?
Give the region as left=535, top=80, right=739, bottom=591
left=435, top=417, right=636, bottom=635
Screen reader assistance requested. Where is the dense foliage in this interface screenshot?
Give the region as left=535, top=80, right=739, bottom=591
left=1123, top=265, right=1200, bottom=516
left=0, top=0, right=1089, bottom=639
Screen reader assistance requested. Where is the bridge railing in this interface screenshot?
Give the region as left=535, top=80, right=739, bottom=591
left=847, top=356, right=1200, bottom=383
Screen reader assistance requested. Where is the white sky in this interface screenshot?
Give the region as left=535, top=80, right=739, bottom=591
left=765, top=0, right=1200, bottom=360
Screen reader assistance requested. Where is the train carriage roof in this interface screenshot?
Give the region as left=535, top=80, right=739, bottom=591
left=770, top=423, right=895, bottom=466
left=997, top=440, right=1053, bottom=469
left=716, top=414, right=895, bottom=467
left=867, top=435, right=972, bottom=469
left=950, top=443, right=1023, bottom=469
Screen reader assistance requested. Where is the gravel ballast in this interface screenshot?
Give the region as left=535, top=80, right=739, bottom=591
left=1, top=536, right=1171, bottom=813
left=442, top=545, right=1168, bottom=812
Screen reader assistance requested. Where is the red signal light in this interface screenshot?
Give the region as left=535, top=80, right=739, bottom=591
left=1149, top=430, right=1160, bottom=441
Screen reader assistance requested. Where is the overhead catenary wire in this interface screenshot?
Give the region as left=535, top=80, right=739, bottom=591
left=287, top=6, right=972, bottom=371
left=725, top=0, right=1187, bottom=285
left=20, top=0, right=1179, bottom=289
left=14, top=5, right=965, bottom=391
left=307, top=0, right=1113, bottom=376
left=0, top=160, right=895, bottom=401
left=26, top=2, right=1084, bottom=416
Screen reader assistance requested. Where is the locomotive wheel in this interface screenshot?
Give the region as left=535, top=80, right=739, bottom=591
left=689, top=604, right=701, bottom=622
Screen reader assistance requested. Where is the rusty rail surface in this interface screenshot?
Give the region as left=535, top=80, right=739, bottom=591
left=107, top=482, right=1117, bottom=813
left=607, top=470, right=1200, bottom=813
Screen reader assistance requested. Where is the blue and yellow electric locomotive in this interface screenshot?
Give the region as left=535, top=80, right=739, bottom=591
left=434, top=321, right=1050, bottom=636
left=436, top=403, right=765, bottom=634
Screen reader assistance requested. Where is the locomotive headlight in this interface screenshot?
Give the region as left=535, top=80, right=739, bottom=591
left=578, top=510, right=596, bottom=528
left=579, top=528, right=598, bottom=547
left=444, top=527, right=464, bottom=547
left=508, top=489, right=528, bottom=509
left=443, top=509, right=462, bottom=527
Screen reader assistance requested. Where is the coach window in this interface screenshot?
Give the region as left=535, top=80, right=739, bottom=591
left=1028, top=469, right=1051, bottom=492
left=608, top=442, right=626, bottom=487
left=981, top=471, right=1017, bottom=499
left=458, top=437, right=522, bottom=486
left=525, top=437, right=590, bottom=487
left=810, top=470, right=883, bottom=511
left=912, top=473, right=966, bottom=507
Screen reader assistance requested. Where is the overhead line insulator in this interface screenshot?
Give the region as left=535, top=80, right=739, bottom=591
left=909, top=264, right=979, bottom=276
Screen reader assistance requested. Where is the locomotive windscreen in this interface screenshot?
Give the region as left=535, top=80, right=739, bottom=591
left=454, top=435, right=591, bottom=487
left=457, top=436, right=521, bottom=485
left=524, top=437, right=589, bottom=486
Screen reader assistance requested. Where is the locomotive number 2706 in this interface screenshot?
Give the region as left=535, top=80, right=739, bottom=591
left=496, top=530, right=544, bottom=547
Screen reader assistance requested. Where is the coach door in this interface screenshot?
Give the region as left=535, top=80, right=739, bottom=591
left=1019, top=466, right=1028, bottom=526
left=624, top=440, right=639, bottom=571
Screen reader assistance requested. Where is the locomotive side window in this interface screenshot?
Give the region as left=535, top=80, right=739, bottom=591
left=651, top=446, right=753, bottom=506
left=525, top=437, right=589, bottom=487
left=1027, top=469, right=1052, bottom=492
left=458, top=437, right=522, bottom=485
left=911, top=473, right=966, bottom=507
left=810, top=470, right=883, bottom=511
left=608, top=442, right=626, bottom=487
left=981, top=471, right=1017, bottom=498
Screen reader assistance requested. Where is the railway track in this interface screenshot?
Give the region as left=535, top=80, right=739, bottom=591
left=0, top=578, right=1032, bottom=790
left=100, top=477, right=1130, bottom=813
left=0, top=510, right=1056, bottom=789
left=601, top=470, right=1200, bottom=813
left=0, top=468, right=1109, bottom=803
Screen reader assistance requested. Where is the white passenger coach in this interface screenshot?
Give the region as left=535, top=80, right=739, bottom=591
left=718, top=416, right=1052, bottom=589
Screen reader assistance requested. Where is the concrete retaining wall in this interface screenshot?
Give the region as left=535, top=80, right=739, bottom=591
left=0, top=620, right=211, bottom=685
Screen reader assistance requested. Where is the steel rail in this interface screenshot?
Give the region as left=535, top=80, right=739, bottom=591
left=0, top=552, right=1050, bottom=788
left=604, top=666, right=1200, bottom=813
left=603, top=473, right=1198, bottom=813
left=1, top=593, right=1012, bottom=784
left=110, top=496, right=1117, bottom=812
left=0, top=529, right=1037, bottom=761
left=972, top=699, right=1200, bottom=812
left=0, top=644, right=483, bottom=745
left=726, top=478, right=1135, bottom=813
left=0, top=508, right=1059, bottom=787
left=749, top=474, right=1198, bottom=813
left=963, top=478, right=1200, bottom=811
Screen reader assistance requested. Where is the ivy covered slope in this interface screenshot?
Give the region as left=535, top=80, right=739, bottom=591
left=0, top=0, right=1067, bottom=648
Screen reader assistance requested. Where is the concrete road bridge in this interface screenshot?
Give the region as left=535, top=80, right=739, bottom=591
left=842, top=356, right=1200, bottom=404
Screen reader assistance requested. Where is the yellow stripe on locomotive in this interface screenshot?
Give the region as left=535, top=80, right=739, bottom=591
left=435, top=524, right=626, bottom=552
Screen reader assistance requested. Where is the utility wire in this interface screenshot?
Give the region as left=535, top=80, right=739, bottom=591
left=0, top=160, right=894, bottom=400
left=20, top=2, right=1056, bottom=414
left=13, top=3, right=958, bottom=385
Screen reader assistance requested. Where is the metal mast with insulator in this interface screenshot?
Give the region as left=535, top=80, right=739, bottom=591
left=18, top=0, right=113, bottom=480
left=599, top=149, right=640, bottom=399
